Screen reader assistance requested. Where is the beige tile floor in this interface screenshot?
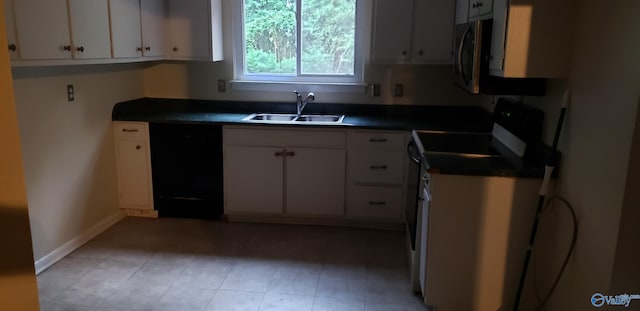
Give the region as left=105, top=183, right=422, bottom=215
left=37, top=217, right=427, bottom=311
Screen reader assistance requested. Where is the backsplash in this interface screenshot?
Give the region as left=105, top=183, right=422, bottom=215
left=142, top=62, right=485, bottom=106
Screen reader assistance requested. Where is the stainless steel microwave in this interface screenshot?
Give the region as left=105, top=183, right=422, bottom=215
left=453, top=19, right=492, bottom=94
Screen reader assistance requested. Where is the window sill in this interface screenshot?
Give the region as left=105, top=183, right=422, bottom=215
left=230, top=80, right=368, bottom=94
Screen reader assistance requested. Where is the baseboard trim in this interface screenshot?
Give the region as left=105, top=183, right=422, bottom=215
left=34, top=211, right=126, bottom=275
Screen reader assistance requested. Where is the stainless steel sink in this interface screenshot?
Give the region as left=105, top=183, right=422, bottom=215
left=243, top=113, right=344, bottom=124
left=295, top=115, right=345, bottom=123
left=244, top=113, right=298, bottom=122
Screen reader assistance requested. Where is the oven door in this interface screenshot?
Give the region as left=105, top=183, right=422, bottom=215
left=406, top=141, right=422, bottom=250
left=453, top=21, right=483, bottom=94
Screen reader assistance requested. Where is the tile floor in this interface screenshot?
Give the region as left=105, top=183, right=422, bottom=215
left=37, top=217, right=427, bottom=311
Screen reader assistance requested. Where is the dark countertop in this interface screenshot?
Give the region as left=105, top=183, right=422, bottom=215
left=414, top=131, right=555, bottom=178
left=113, top=97, right=551, bottom=178
left=112, top=98, right=494, bottom=132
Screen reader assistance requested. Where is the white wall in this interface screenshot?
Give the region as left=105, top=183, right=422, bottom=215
left=518, top=1, right=640, bottom=310
left=0, top=4, right=40, bottom=308
left=11, top=64, right=145, bottom=261
left=143, top=0, right=482, bottom=106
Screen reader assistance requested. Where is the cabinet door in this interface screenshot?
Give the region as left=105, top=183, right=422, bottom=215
left=13, top=0, right=71, bottom=60
left=224, top=146, right=283, bottom=214
left=489, top=0, right=507, bottom=72
left=68, top=0, right=111, bottom=59
left=140, top=0, right=167, bottom=57
left=370, top=0, right=413, bottom=63
left=168, top=0, right=211, bottom=60
left=411, top=0, right=455, bottom=64
left=115, top=139, right=154, bottom=209
left=4, top=0, right=19, bottom=60
left=468, top=0, right=492, bottom=19
left=286, top=148, right=346, bottom=216
left=455, top=0, right=469, bottom=24
left=110, top=0, right=143, bottom=58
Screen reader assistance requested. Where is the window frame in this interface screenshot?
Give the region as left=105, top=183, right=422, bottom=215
left=231, top=0, right=368, bottom=86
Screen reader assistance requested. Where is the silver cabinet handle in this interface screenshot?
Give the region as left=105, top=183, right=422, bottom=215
left=370, top=165, right=388, bottom=170
left=369, top=138, right=387, bottom=143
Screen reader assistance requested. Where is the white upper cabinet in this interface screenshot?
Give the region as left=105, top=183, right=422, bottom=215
left=411, top=0, right=456, bottom=64
left=168, top=0, right=223, bottom=61
left=110, top=0, right=143, bottom=58
left=468, top=0, right=493, bottom=20
left=13, top=0, right=111, bottom=60
left=68, top=0, right=112, bottom=59
left=371, top=0, right=455, bottom=64
left=455, top=0, right=469, bottom=24
left=140, top=0, right=168, bottom=57
left=13, top=0, right=72, bottom=60
left=489, top=0, right=575, bottom=78
left=111, top=0, right=166, bottom=59
left=4, top=0, right=19, bottom=60
left=370, top=0, right=413, bottom=63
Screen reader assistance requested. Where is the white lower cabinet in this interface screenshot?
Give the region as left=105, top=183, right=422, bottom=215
left=223, top=145, right=284, bottom=214
left=286, top=148, right=346, bottom=216
left=423, top=174, right=541, bottom=310
left=223, top=126, right=346, bottom=217
left=347, top=185, right=402, bottom=220
left=113, top=122, right=154, bottom=210
left=346, top=130, right=408, bottom=223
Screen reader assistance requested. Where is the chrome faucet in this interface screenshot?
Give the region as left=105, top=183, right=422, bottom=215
left=294, top=91, right=315, bottom=116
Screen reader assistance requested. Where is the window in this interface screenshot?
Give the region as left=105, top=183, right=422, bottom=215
left=233, top=0, right=366, bottom=87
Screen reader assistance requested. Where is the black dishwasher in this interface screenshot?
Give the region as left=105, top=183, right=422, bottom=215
left=149, top=123, right=223, bottom=219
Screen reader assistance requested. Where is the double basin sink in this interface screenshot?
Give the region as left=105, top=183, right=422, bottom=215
left=243, top=113, right=345, bottom=124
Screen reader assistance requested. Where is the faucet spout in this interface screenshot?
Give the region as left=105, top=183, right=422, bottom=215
left=294, top=91, right=315, bottom=116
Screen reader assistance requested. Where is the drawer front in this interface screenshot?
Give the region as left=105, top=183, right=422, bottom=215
left=347, top=185, right=402, bottom=220
left=224, top=126, right=346, bottom=147
left=349, top=131, right=406, bottom=150
left=350, top=150, right=404, bottom=184
left=114, top=122, right=149, bottom=139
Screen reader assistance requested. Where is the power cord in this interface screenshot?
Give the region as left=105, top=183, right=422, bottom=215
left=532, top=196, right=578, bottom=311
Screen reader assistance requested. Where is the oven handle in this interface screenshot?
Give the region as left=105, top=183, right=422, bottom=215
left=407, top=141, right=421, bottom=165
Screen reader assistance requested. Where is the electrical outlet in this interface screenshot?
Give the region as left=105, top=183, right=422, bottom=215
left=372, top=83, right=381, bottom=97
left=217, top=80, right=226, bottom=93
left=394, top=83, right=404, bottom=97
left=67, top=84, right=74, bottom=102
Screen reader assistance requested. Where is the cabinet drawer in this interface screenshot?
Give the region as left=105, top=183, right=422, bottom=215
left=114, top=122, right=149, bottom=139
left=347, top=185, right=402, bottom=221
left=224, top=126, right=346, bottom=147
left=350, top=150, right=404, bottom=184
left=348, top=131, right=406, bottom=150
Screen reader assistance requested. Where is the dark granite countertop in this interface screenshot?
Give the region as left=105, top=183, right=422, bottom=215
left=112, top=98, right=494, bottom=132
left=113, top=97, right=551, bottom=178
left=414, top=131, right=555, bottom=178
